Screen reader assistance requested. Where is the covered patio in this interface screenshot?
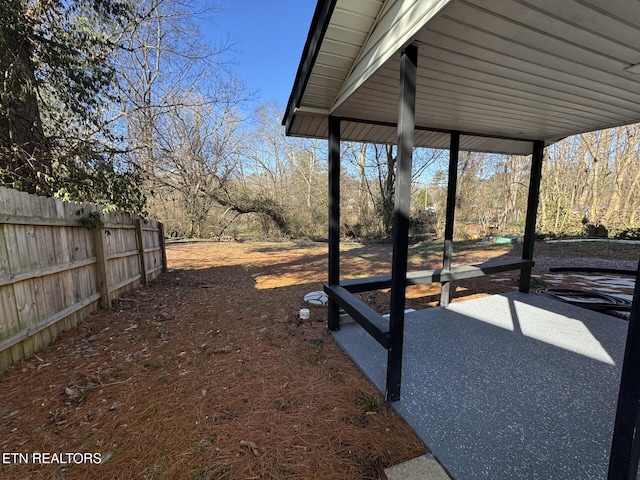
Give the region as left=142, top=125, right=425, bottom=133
left=283, top=1, right=640, bottom=478
left=333, top=291, right=627, bottom=479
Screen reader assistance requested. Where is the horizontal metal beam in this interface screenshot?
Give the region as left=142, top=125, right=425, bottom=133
left=340, top=275, right=396, bottom=293
left=324, top=284, right=390, bottom=349
left=341, top=259, right=535, bottom=293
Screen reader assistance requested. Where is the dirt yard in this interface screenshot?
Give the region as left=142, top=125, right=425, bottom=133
left=0, top=239, right=637, bottom=479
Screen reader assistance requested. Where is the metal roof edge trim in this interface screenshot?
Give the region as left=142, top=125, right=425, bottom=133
left=282, top=0, right=338, bottom=132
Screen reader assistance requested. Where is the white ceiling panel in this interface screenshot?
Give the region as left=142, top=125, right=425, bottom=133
left=284, top=0, right=640, bottom=154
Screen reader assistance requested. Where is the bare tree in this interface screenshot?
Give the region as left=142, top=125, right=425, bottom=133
left=110, top=0, right=245, bottom=178
left=579, top=126, right=640, bottom=229
left=539, top=125, right=640, bottom=236
left=150, top=92, right=242, bottom=237
left=239, top=103, right=329, bottom=238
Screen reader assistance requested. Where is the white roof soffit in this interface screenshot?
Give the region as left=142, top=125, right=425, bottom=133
left=284, top=0, right=640, bottom=155
left=330, top=0, right=452, bottom=113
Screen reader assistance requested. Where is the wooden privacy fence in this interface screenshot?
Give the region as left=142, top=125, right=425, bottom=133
left=0, top=187, right=167, bottom=371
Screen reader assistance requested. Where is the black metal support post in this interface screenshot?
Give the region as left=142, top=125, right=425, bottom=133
left=440, top=131, right=460, bottom=307
left=608, top=260, right=640, bottom=480
left=386, top=44, right=418, bottom=402
left=519, top=139, right=544, bottom=292
left=328, top=116, right=341, bottom=331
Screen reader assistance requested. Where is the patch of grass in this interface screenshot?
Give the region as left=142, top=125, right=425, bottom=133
left=190, top=464, right=235, bottom=480
left=192, top=435, right=216, bottom=456
left=303, top=335, right=327, bottom=364
left=355, top=391, right=382, bottom=413
left=143, top=454, right=172, bottom=479
left=151, top=360, right=165, bottom=370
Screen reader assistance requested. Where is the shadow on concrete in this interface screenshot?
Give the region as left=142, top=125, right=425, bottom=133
left=332, top=291, right=627, bottom=480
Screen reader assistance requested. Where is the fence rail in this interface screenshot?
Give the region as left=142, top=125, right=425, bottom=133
left=0, top=187, right=166, bottom=371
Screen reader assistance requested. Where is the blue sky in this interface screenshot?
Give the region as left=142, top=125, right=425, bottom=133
left=206, top=1, right=318, bottom=108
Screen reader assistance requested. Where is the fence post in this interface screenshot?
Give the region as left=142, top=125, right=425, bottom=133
left=93, top=224, right=111, bottom=309
left=158, top=222, right=167, bottom=273
left=136, top=218, right=148, bottom=285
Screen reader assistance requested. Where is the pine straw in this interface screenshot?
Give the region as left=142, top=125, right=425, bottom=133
left=0, top=242, right=426, bottom=479
left=3, top=240, right=634, bottom=478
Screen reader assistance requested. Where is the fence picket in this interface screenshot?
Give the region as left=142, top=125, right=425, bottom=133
left=0, top=222, right=16, bottom=369
left=0, top=188, right=165, bottom=371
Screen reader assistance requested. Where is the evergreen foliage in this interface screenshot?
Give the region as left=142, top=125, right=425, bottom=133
left=0, top=0, right=145, bottom=212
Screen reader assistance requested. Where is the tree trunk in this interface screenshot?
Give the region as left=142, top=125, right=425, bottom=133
left=0, top=0, right=50, bottom=192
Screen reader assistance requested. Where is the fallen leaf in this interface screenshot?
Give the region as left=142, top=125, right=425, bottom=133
left=214, top=346, right=233, bottom=354
left=64, top=387, right=77, bottom=397
left=240, top=440, right=260, bottom=456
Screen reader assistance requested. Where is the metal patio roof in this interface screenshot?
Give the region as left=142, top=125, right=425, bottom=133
left=283, top=0, right=640, bottom=155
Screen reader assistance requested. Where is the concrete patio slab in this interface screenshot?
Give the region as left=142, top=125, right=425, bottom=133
left=332, top=291, right=628, bottom=480
left=384, top=454, right=452, bottom=480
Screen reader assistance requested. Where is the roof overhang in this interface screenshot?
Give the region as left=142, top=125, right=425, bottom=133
left=283, top=0, right=640, bottom=155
